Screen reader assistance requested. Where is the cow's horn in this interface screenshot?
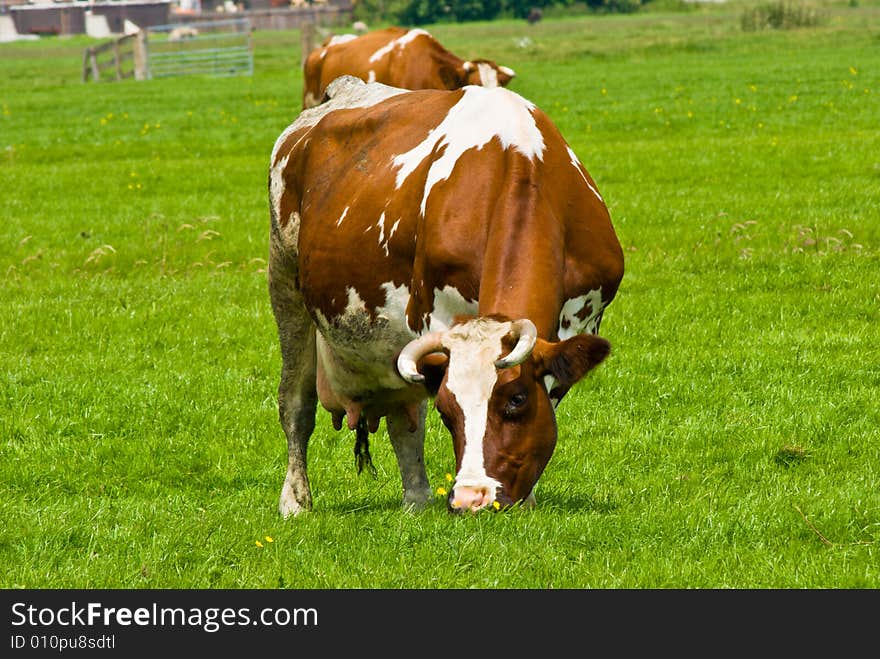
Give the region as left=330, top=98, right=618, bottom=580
left=397, top=332, right=446, bottom=383
left=499, top=65, right=516, bottom=78
left=495, top=319, right=538, bottom=369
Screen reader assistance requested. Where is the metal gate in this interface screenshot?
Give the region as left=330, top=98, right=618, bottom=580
left=145, top=18, right=253, bottom=79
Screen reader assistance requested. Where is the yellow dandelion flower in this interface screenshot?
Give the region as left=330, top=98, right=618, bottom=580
left=265, top=536, right=273, bottom=543
left=492, top=501, right=501, bottom=510
left=735, top=98, right=742, bottom=105
left=436, top=487, right=447, bottom=496
left=849, top=66, right=857, bottom=76
left=445, top=473, right=453, bottom=482
left=255, top=540, right=263, bottom=548
left=601, top=88, right=607, bottom=95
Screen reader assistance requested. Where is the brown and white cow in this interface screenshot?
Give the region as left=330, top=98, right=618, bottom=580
left=302, top=26, right=515, bottom=109
left=269, top=76, right=623, bottom=516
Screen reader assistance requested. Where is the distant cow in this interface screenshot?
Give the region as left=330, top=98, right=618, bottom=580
left=269, top=76, right=623, bottom=516
left=301, top=26, right=516, bottom=109
left=168, top=26, right=198, bottom=42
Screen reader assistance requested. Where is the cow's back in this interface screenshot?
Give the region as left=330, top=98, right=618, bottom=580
left=274, top=78, right=622, bottom=342
left=303, top=27, right=412, bottom=108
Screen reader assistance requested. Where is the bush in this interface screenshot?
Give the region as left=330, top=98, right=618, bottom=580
left=352, top=0, right=647, bottom=25
left=741, top=2, right=826, bottom=31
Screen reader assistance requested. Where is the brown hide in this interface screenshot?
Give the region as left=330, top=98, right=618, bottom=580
left=302, top=26, right=515, bottom=109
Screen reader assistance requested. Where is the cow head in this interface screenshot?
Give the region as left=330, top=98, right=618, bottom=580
left=460, top=60, right=516, bottom=88
left=397, top=316, right=610, bottom=513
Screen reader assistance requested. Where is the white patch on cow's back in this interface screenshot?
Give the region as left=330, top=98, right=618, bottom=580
left=369, top=28, right=430, bottom=63
left=443, top=318, right=510, bottom=493
left=318, top=32, right=357, bottom=61
left=392, top=86, right=546, bottom=215
left=327, top=34, right=357, bottom=48
left=476, top=62, right=499, bottom=87
left=336, top=206, right=349, bottom=226
left=367, top=70, right=376, bottom=83
left=566, top=146, right=603, bottom=203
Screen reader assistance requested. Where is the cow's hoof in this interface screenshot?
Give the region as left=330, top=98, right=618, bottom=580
left=279, top=486, right=311, bottom=519
left=401, top=488, right=432, bottom=512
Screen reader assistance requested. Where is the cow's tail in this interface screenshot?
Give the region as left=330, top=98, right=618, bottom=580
left=354, top=418, right=377, bottom=477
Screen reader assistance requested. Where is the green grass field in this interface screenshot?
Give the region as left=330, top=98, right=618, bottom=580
left=2, top=1, right=878, bottom=588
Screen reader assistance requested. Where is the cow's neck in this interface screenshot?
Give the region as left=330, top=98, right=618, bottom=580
left=476, top=210, right=563, bottom=339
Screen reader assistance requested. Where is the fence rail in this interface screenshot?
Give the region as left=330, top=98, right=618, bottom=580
left=82, top=31, right=148, bottom=82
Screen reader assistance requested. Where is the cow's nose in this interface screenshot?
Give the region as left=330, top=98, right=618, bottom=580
left=450, top=485, right=492, bottom=512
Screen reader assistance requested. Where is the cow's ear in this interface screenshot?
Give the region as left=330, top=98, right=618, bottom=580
left=533, top=335, right=611, bottom=388
left=418, top=353, right=449, bottom=395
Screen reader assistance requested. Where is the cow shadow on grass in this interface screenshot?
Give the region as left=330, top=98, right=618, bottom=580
left=318, top=490, right=619, bottom=516
left=527, top=489, right=622, bottom=515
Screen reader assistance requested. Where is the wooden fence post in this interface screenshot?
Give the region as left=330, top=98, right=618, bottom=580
left=114, top=39, right=122, bottom=80
left=90, top=51, right=100, bottom=82
left=134, top=30, right=148, bottom=81
left=82, top=47, right=92, bottom=82
left=301, top=21, right=315, bottom=67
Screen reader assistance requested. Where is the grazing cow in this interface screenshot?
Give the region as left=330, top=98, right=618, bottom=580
left=268, top=76, right=623, bottom=516
left=301, top=26, right=516, bottom=109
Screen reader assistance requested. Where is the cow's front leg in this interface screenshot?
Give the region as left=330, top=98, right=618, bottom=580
left=386, top=402, right=432, bottom=510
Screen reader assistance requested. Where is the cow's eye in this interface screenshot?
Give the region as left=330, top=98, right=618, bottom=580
left=504, top=392, right=528, bottom=417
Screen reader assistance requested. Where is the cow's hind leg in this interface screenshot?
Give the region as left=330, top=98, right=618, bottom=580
left=386, top=402, right=432, bottom=510
left=269, top=263, right=318, bottom=518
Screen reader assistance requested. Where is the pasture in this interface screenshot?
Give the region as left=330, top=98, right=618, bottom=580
left=1, top=1, right=878, bottom=589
